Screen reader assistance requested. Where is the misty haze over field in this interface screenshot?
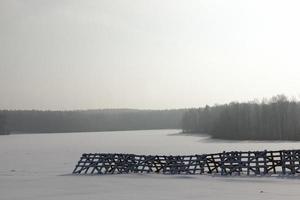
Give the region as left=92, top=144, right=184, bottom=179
left=2, top=0, right=300, bottom=140
left=3, top=1, right=300, bottom=200
left=1, top=0, right=300, bottom=110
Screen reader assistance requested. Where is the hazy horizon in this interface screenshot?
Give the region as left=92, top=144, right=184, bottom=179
left=1, top=0, right=300, bottom=110
left=0, top=93, right=297, bottom=111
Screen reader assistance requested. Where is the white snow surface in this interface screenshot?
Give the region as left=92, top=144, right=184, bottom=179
left=1, top=129, right=300, bottom=200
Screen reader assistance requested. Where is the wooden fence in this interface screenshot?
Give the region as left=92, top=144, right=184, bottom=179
left=73, top=149, right=300, bottom=176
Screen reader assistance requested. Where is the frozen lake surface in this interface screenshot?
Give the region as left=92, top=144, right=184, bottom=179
left=1, top=129, right=300, bottom=200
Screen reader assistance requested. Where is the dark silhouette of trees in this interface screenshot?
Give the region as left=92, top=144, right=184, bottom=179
left=0, top=111, right=7, bottom=135
left=1, top=109, right=185, bottom=134
left=182, top=95, right=300, bottom=140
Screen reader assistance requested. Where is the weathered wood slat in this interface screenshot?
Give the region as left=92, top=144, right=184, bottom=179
left=72, top=149, right=300, bottom=176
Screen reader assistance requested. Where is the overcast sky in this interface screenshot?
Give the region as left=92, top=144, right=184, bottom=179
left=1, top=0, right=300, bottom=110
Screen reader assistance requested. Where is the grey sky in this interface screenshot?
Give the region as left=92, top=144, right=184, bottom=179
left=1, top=0, right=300, bottom=110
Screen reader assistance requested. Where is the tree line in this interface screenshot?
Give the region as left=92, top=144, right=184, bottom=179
left=0, top=112, right=7, bottom=135
left=182, top=95, right=300, bottom=140
left=0, top=109, right=185, bottom=134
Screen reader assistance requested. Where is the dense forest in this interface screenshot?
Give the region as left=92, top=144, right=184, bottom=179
left=3, top=94, right=300, bottom=140
left=0, top=112, right=7, bottom=135
left=0, top=109, right=185, bottom=134
left=182, top=95, right=300, bottom=140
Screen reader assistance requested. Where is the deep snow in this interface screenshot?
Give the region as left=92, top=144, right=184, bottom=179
left=1, top=129, right=300, bottom=200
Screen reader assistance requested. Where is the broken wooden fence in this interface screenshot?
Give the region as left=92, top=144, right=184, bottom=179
left=73, top=149, right=300, bottom=176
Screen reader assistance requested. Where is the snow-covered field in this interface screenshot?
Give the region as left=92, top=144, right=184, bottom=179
left=1, top=129, right=300, bottom=200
